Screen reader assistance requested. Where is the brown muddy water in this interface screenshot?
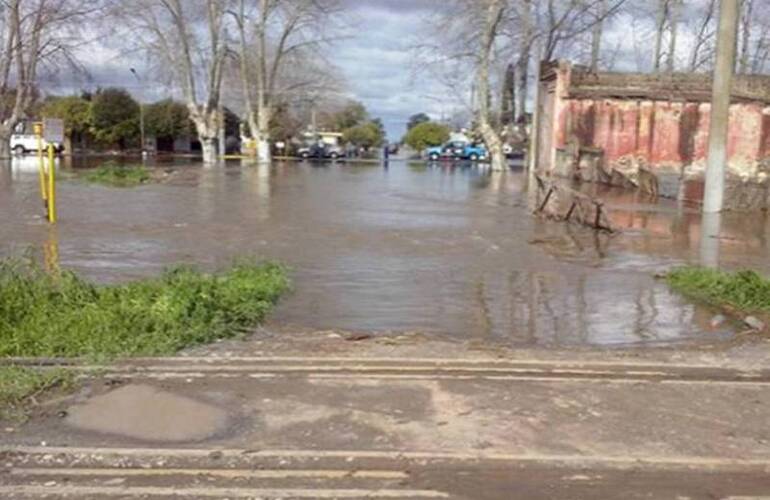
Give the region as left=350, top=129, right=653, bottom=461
left=1, top=156, right=768, bottom=347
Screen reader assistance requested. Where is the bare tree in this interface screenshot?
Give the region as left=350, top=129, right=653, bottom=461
left=538, top=0, right=626, bottom=62
left=477, top=0, right=507, bottom=171
left=666, top=0, right=682, bottom=72
left=688, top=0, right=718, bottom=71
left=0, top=0, right=95, bottom=158
left=650, top=0, right=683, bottom=73
left=116, top=0, right=227, bottom=164
left=510, top=0, right=535, bottom=126
left=652, top=0, right=667, bottom=71
left=504, top=0, right=624, bottom=128
left=500, top=62, right=515, bottom=125
left=751, top=13, right=770, bottom=72
left=590, top=0, right=607, bottom=71
left=739, top=0, right=755, bottom=73
left=231, top=0, right=340, bottom=165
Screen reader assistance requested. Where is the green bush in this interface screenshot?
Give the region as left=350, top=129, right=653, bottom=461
left=83, top=162, right=151, bottom=187
left=666, top=267, right=770, bottom=313
left=0, top=258, right=290, bottom=359
left=403, top=122, right=450, bottom=152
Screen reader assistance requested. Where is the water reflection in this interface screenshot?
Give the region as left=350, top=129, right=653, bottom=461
left=0, top=158, right=766, bottom=347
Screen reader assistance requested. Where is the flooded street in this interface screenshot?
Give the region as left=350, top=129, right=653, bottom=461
left=1, top=157, right=768, bottom=347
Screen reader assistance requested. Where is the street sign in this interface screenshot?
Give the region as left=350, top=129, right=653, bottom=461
left=43, top=118, right=64, bottom=143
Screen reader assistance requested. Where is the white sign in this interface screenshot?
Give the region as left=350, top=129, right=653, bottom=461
left=43, top=118, right=64, bottom=143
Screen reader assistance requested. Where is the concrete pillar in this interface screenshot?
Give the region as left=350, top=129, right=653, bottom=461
left=703, top=0, right=740, bottom=213
left=699, top=212, right=722, bottom=268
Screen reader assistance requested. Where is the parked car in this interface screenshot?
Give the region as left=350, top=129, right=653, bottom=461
left=425, top=141, right=487, bottom=161
left=10, top=133, right=63, bottom=155
left=502, top=143, right=526, bottom=160
left=297, top=143, right=344, bottom=160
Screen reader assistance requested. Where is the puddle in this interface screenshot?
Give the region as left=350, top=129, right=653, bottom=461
left=65, top=384, right=228, bottom=442
left=1, top=157, right=768, bottom=347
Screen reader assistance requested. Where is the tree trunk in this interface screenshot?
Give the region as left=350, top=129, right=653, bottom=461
left=255, top=106, right=272, bottom=165
left=590, top=0, right=606, bottom=72
left=739, top=0, right=753, bottom=73
left=501, top=64, right=515, bottom=126
left=200, top=137, right=217, bottom=164
left=653, top=0, right=667, bottom=72
left=667, top=0, right=681, bottom=72
left=191, top=113, right=219, bottom=164
left=515, top=0, right=533, bottom=128
left=480, top=122, right=507, bottom=171
left=0, top=127, right=11, bottom=159
left=478, top=0, right=507, bottom=172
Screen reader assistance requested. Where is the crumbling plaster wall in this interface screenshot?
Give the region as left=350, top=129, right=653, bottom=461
left=537, top=61, right=770, bottom=210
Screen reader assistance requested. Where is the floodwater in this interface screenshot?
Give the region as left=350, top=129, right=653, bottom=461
left=1, top=156, right=768, bottom=347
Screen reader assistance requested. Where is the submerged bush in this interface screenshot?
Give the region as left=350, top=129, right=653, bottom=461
left=0, top=258, right=290, bottom=359
left=666, top=267, right=770, bottom=313
left=82, top=162, right=151, bottom=187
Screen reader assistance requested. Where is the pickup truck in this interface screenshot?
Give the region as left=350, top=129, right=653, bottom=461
left=10, top=133, right=63, bottom=155
left=425, top=141, right=487, bottom=161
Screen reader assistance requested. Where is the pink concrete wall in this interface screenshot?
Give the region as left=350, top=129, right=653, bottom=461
left=539, top=62, right=770, bottom=173
left=558, top=98, right=768, bottom=170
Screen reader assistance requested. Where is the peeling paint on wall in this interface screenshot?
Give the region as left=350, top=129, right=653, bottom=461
left=535, top=61, right=770, bottom=210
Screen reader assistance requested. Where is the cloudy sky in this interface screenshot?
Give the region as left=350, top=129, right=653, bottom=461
left=333, top=0, right=441, bottom=140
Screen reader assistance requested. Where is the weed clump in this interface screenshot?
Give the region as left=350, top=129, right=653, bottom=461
left=666, top=267, right=770, bottom=314
left=0, top=367, right=73, bottom=421
left=0, top=258, right=290, bottom=359
left=83, top=162, right=151, bottom=187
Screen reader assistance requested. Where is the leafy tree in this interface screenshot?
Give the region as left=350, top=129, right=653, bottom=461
left=40, top=95, right=92, bottom=153
left=407, top=112, right=430, bottom=130
left=144, top=99, right=190, bottom=139
left=332, top=101, right=368, bottom=130
left=403, top=121, right=450, bottom=151
left=371, top=117, right=386, bottom=138
left=90, top=88, right=140, bottom=149
left=343, top=121, right=385, bottom=150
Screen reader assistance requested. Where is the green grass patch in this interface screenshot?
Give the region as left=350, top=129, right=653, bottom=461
left=0, top=366, right=74, bottom=421
left=0, top=258, right=290, bottom=360
left=82, top=162, right=151, bottom=187
left=666, top=266, right=770, bottom=314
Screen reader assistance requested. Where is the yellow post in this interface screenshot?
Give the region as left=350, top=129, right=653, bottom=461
left=34, top=123, right=47, bottom=206
left=47, top=143, right=56, bottom=223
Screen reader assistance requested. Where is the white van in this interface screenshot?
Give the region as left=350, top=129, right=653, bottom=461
left=10, top=133, right=63, bottom=155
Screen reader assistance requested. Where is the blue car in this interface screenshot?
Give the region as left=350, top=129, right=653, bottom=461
left=425, top=141, right=487, bottom=161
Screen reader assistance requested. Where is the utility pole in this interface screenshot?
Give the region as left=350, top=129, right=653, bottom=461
left=129, top=68, right=146, bottom=157
left=703, top=0, right=740, bottom=213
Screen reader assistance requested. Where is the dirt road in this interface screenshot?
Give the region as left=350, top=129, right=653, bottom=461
left=3, top=335, right=770, bottom=499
